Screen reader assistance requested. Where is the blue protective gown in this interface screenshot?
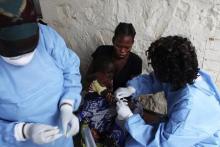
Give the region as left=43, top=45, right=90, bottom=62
left=124, top=70, right=220, bottom=147
left=0, top=24, right=82, bottom=147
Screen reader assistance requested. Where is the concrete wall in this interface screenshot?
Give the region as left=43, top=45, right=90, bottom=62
left=39, top=0, right=220, bottom=87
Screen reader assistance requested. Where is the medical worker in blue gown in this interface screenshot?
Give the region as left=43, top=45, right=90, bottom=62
left=0, top=0, right=81, bottom=147
left=115, top=36, right=220, bottom=147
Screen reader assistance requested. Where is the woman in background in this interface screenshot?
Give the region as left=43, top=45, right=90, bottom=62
left=86, top=22, right=142, bottom=91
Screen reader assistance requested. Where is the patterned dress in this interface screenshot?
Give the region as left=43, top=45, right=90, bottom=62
left=78, top=80, right=126, bottom=146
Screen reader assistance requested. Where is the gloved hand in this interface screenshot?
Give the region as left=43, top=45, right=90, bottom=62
left=60, top=104, right=79, bottom=137
left=114, top=86, right=136, bottom=100
left=14, top=123, right=62, bottom=144
left=116, top=101, right=133, bottom=120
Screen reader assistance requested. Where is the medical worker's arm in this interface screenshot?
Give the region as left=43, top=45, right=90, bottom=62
left=115, top=73, right=163, bottom=99
left=42, top=25, right=82, bottom=111
left=125, top=99, right=209, bottom=147
left=41, top=25, right=81, bottom=137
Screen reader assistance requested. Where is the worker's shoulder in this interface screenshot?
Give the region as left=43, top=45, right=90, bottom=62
left=38, top=23, right=56, bottom=34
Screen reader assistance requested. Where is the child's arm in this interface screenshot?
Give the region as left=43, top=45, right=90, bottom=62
left=89, top=80, right=107, bottom=95
left=89, top=80, right=116, bottom=104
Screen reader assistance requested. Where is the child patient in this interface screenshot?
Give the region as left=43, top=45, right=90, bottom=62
left=78, top=56, right=125, bottom=147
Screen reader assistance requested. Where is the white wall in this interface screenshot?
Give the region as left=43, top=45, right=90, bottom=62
left=39, top=0, right=220, bottom=87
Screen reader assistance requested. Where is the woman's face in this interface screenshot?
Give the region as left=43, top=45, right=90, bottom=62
left=113, top=36, right=134, bottom=59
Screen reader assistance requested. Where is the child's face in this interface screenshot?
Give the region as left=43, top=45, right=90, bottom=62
left=97, top=63, right=114, bottom=88
left=104, top=63, right=114, bottom=80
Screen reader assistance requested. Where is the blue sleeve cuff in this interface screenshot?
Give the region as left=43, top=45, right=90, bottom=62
left=125, top=114, right=153, bottom=146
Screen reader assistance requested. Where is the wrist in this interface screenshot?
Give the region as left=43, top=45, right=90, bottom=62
left=124, top=112, right=133, bottom=121
left=60, top=99, right=74, bottom=111
left=23, top=123, right=32, bottom=139
left=60, top=103, right=73, bottom=113
left=14, top=123, right=26, bottom=141
left=128, top=112, right=133, bottom=118
left=127, top=86, right=136, bottom=94
left=14, top=122, right=32, bottom=141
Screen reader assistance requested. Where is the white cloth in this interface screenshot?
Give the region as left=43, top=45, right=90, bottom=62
left=1, top=50, right=35, bottom=66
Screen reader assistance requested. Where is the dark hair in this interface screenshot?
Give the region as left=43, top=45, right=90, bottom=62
left=92, top=56, right=114, bottom=73
left=112, top=22, right=136, bottom=42
left=147, top=36, right=199, bottom=90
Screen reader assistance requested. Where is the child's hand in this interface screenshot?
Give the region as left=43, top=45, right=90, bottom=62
left=105, top=92, right=116, bottom=104
left=100, top=90, right=115, bottom=104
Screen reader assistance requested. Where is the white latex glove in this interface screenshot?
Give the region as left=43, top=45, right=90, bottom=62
left=116, top=101, right=133, bottom=120
left=114, top=86, right=136, bottom=100
left=60, top=104, right=79, bottom=137
left=14, top=123, right=62, bottom=144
